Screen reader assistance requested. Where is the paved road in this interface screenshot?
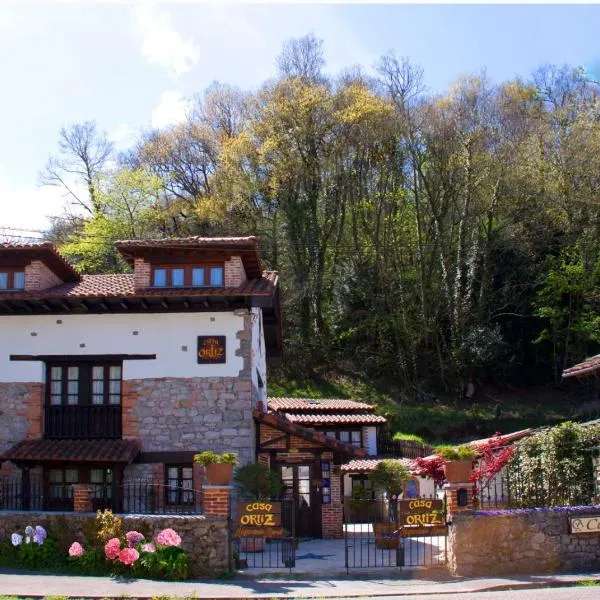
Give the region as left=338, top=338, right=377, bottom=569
left=348, top=586, right=600, bottom=599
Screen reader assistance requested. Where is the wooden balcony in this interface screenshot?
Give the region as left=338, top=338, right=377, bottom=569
left=44, top=405, right=122, bottom=439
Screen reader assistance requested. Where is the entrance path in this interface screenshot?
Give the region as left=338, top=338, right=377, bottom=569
left=0, top=569, right=599, bottom=598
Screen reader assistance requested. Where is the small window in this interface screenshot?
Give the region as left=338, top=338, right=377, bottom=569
left=0, top=273, right=7, bottom=289
left=210, top=267, right=224, bottom=286
left=171, top=268, right=184, bottom=287
left=166, top=465, right=194, bottom=505
left=13, top=272, right=25, bottom=289
left=153, top=268, right=167, bottom=287
left=191, top=268, right=204, bottom=287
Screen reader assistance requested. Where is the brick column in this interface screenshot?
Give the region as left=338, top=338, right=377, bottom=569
left=73, top=484, right=94, bottom=513
left=322, top=466, right=343, bottom=538
left=444, top=482, right=474, bottom=515
left=203, top=485, right=231, bottom=518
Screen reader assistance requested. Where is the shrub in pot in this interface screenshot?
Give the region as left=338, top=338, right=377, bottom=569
left=435, top=445, right=478, bottom=483
left=369, top=460, right=410, bottom=549
left=194, top=451, right=238, bottom=485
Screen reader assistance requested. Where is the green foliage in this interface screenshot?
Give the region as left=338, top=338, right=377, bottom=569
left=194, top=451, right=238, bottom=466
left=369, top=459, right=410, bottom=496
left=138, top=545, right=188, bottom=581
left=392, top=432, right=427, bottom=444
left=435, top=444, right=479, bottom=461
left=234, top=463, right=284, bottom=499
left=0, top=537, right=61, bottom=571
left=95, top=509, right=124, bottom=544
left=506, top=422, right=600, bottom=508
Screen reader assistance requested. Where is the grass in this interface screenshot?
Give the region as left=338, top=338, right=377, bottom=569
left=268, top=371, right=574, bottom=443
left=392, top=432, right=427, bottom=444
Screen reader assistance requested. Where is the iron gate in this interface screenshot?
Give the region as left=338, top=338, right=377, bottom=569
left=343, top=496, right=448, bottom=572
left=233, top=498, right=296, bottom=570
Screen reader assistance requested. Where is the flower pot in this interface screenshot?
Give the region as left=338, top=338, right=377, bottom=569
left=443, top=460, right=473, bottom=483
left=205, top=462, right=234, bottom=485
left=372, top=522, right=399, bottom=550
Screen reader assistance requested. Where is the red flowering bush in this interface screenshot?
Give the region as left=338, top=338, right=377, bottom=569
left=470, top=432, right=515, bottom=486
left=104, top=537, right=121, bottom=560
left=118, top=547, right=139, bottom=566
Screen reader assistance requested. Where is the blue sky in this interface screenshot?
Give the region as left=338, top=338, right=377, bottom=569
left=1, top=1, right=599, bottom=234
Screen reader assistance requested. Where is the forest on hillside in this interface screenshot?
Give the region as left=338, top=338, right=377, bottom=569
left=26, top=35, right=600, bottom=406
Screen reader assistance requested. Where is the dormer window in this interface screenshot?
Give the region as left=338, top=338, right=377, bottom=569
left=151, top=265, right=224, bottom=288
left=0, top=269, right=25, bottom=290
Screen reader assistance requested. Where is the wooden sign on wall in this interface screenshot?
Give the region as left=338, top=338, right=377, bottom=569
left=236, top=501, right=283, bottom=538
left=570, top=516, right=600, bottom=534
left=399, top=498, right=447, bottom=534
left=197, top=336, right=226, bottom=364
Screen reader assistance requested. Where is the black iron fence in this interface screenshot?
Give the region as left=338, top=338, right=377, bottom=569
left=0, top=476, right=202, bottom=515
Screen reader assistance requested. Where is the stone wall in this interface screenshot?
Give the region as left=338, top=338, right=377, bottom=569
left=0, top=511, right=230, bottom=578
left=0, top=382, right=43, bottom=457
left=449, top=507, right=600, bottom=576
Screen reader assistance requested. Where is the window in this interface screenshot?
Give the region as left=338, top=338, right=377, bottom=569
left=49, top=468, right=79, bottom=499
left=47, top=363, right=122, bottom=406
left=151, top=265, right=224, bottom=288
left=327, top=430, right=363, bottom=449
left=0, top=269, right=25, bottom=290
left=166, top=465, right=194, bottom=505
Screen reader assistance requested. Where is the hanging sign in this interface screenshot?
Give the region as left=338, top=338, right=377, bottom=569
left=570, top=516, right=600, bottom=534
left=197, top=336, right=226, bottom=364
left=398, top=498, right=447, bottom=534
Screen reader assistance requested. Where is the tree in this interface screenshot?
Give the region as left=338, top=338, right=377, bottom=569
left=39, top=121, right=114, bottom=215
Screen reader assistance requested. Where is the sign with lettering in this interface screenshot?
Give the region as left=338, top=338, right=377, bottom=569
left=237, top=501, right=282, bottom=528
left=197, top=336, right=226, bottom=364
left=570, top=516, right=600, bottom=534
left=399, top=525, right=448, bottom=538
left=399, top=498, right=446, bottom=531
left=235, top=526, right=285, bottom=538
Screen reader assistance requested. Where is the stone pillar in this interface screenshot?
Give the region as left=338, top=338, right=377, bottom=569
left=72, top=484, right=94, bottom=513
left=322, top=466, right=343, bottom=538
left=204, top=485, right=231, bottom=518
left=444, top=482, right=474, bottom=515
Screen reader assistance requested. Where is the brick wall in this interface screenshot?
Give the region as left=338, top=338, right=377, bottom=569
left=24, top=261, right=63, bottom=291
left=224, top=256, right=247, bottom=287
left=322, top=467, right=343, bottom=538
left=133, top=258, right=151, bottom=288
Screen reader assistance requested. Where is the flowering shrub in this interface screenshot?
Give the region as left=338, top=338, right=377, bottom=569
left=68, top=542, right=84, bottom=557
left=141, top=542, right=156, bottom=553
left=125, top=531, right=145, bottom=548
left=0, top=524, right=58, bottom=571
left=104, top=537, right=121, bottom=560
left=155, top=528, right=181, bottom=547
left=118, top=547, right=139, bottom=566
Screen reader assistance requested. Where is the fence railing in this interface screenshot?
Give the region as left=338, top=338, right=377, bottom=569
left=0, top=477, right=202, bottom=514
left=376, top=435, right=434, bottom=459
left=45, top=405, right=122, bottom=438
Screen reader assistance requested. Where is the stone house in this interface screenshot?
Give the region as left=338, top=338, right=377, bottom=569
left=0, top=237, right=280, bottom=514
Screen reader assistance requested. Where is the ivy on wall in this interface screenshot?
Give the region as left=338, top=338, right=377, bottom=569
left=506, top=422, right=600, bottom=508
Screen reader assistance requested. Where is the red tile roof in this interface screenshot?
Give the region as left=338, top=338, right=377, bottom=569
left=268, top=398, right=375, bottom=413
left=284, top=413, right=387, bottom=425
left=342, top=457, right=415, bottom=473
left=253, top=409, right=366, bottom=457
left=0, top=439, right=140, bottom=464
left=0, top=271, right=278, bottom=300
left=0, top=241, right=80, bottom=282
left=563, top=354, right=600, bottom=379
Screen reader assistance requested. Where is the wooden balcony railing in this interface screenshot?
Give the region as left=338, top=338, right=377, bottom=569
left=44, top=405, right=122, bottom=439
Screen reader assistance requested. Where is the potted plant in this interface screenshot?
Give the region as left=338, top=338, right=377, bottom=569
left=194, top=451, right=238, bottom=485
left=369, top=459, right=410, bottom=549
left=435, top=445, right=478, bottom=483
left=233, top=463, right=284, bottom=554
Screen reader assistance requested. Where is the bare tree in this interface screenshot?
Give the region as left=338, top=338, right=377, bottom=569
left=277, top=33, right=325, bottom=82
left=39, top=121, right=114, bottom=215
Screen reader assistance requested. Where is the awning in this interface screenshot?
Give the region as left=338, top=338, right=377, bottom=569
left=0, top=439, right=140, bottom=464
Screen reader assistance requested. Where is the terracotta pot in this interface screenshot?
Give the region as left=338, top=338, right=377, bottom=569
left=373, top=522, right=399, bottom=550
left=205, top=462, right=234, bottom=485
left=443, top=460, right=473, bottom=483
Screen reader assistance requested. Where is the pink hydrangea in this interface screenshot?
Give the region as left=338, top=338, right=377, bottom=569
left=104, top=537, right=121, bottom=560
left=155, top=528, right=181, bottom=547
left=68, top=542, right=84, bottom=557
left=141, top=542, right=156, bottom=553
left=118, top=547, right=139, bottom=566
left=125, top=530, right=145, bottom=548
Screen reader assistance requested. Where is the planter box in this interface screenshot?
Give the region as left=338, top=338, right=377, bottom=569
left=443, top=460, right=473, bottom=483
left=205, top=463, right=233, bottom=485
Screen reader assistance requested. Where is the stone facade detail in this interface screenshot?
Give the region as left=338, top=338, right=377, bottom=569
left=24, top=260, right=63, bottom=291
left=0, top=511, right=229, bottom=577
left=0, top=382, right=43, bottom=457
left=449, top=508, right=600, bottom=576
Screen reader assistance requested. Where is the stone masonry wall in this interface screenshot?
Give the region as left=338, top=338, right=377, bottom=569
left=0, top=511, right=229, bottom=577
left=122, top=310, right=255, bottom=465
left=0, top=382, right=43, bottom=467
left=449, top=507, right=600, bottom=576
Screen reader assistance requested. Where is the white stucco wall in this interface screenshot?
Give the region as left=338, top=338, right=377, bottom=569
left=0, top=312, right=247, bottom=382
left=250, top=307, right=267, bottom=403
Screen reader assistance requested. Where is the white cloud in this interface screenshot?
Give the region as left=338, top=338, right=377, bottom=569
left=134, top=4, right=199, bottom=77
left=151, top=91, right=192, bottom=129
left=109, top=124, right=137, bottom=150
